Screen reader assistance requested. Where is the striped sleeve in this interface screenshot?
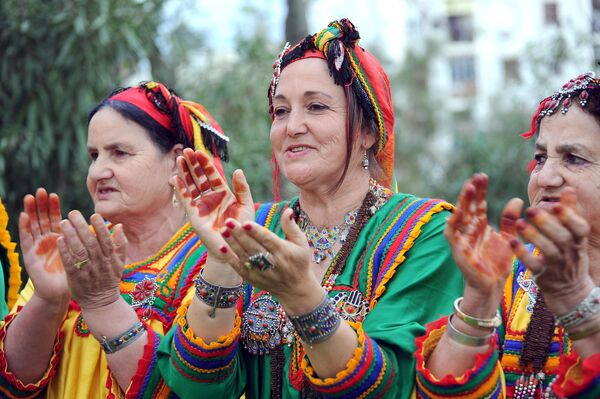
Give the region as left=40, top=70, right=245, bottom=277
left=414, top=317, right=504, bottom=399
left=0, top=309, right=64, bottom=398
left=303, top=323, right=395, bottom=398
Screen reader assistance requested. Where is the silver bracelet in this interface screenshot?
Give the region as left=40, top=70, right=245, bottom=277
left=453, top=297, right=502, bottom=329
left=194, top=269, right=244, bottom=318
left=100, top=321, right=146, bottom=354
left=287, top=293, right=341, bottom=345
left=556, top=286, right=600, bottom=329
left=446, top=315, right=494, bottom=347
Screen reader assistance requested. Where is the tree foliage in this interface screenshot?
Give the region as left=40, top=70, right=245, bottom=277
left=0, top=0, right=165, bottom=239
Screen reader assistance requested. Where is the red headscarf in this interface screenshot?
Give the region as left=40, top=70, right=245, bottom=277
left=110, top=82, right=229, bottom=172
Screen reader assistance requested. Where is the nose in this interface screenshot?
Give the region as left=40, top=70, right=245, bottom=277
left=536, top=158, right=564, bottom=188
left=87, top=154, right=114, bottom=182
left=285, top=108, right=308, bottom=137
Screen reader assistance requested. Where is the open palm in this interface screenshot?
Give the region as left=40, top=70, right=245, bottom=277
left=18, top=189, right=69, bottom=302
left=173, top=148, right=254, bottom=260
left=444, top=174, right=523, bottom=292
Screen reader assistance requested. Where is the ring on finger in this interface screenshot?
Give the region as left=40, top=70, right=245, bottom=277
left=74, top=258, right=90, bottom=270
left=247, top=252, right=274, bottom=271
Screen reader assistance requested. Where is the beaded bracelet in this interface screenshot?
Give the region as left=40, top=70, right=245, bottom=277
left=556, top=286, right=600, bottom=329
left=100, top=320, right=146, bottom=354
left=446, top=315, right=494, bottom=347
left=288, top=293, right=341, bottom=346
left=194, top=270, right=244, bottom=318
left=453, top=297, right=502, bottom=329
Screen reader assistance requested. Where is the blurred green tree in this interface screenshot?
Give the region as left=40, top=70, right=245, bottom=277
left=180, top=7, right=280, bottom=202
left=0, top=0, right=165, bottom=239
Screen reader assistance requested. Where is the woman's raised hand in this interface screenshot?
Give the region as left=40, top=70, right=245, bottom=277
left=217, top=208, right=318, bottom=308
left=510, top=188, right=595, bottom=315
left=172, top=148, right=255, bottom=262
left=445, top=173, right=523, bottom=299
left=56, top=212, right=127, bottom=310
left=18, top=188, right=69, bottom=304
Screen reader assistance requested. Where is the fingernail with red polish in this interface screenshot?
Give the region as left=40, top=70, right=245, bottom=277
left=509, top=238, right=519, bottom=248
left=219, top=245, right=228, bottom=253
left=243, top=223, right=252, bottom=231
left=226, top=221, right=235, bottom=229
left=552, top=205, right=563, bottom=215
left=222, top=229, right=231, bottom=238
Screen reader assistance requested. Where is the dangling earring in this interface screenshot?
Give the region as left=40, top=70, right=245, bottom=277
left=361, top=151, right=369, bottom=169
left=172, top=188, right=179, bottom=207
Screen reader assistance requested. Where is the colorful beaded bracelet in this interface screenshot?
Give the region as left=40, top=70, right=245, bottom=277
left=288, top=293, right=341, bottom=346
left=446, top=315, right=494, bottom=347
left=100, top=320, right=146, bottom=354
left=194, top=269, right=244, bottom=318
left=453, top=297, right=502, bottom=329
left=556, top=286, right=600, bottom=329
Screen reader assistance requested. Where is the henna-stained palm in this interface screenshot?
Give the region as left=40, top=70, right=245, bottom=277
left=18, top=188, right=69, bottom=302
left=172, top=148, right=254, bottom=261
left=444, top=173, right=523, bottom=293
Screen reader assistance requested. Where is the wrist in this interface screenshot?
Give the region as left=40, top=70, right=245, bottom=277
left=30, top=292, right=69, bottom=315
left=461, top=286, right=502, bottom=319
left=544, top=279, right=596, bottom=316
left=203, top=255, right=243, bottom=286
left=278, top=280, right=324, bottom=316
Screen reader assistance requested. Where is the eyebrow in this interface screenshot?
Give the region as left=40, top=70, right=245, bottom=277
left=534, top=141, right=590, bottom=154
left=273, top=91, right=334, bottom=101
left=87, top=143, right=132, bottom=151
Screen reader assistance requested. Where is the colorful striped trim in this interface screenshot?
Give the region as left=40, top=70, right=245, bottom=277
left=353, top=197, right=451, bottom=307
left=303, top=323, right=393, bottom=398
left=170, top=301, right=241, bottom=382
left=0, top=199, right=21, bottom=309
left=414, top=317, right=503, bottom=398
left=0, top=308, right=64, bottom=398
left=126, top=327, right=160, bottom=399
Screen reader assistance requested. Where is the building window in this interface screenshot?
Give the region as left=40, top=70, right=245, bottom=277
left=544, top=2, right=559, bottom=26
left=448, top=15, right=474, bottom=41
left=593, top=0, right=600, bottom=32
left=449, top=56, right=476, bottom=96
left=503, top=58, right=520, bottom=83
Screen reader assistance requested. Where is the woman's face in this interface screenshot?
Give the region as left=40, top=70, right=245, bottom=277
left=270, top=58, right=372, bottom=191
left=528, top=105, right=600, bottom=234
left=86, top=107, right=179, bottom=223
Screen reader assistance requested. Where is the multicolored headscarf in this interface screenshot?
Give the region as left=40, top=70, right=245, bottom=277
left=110, top=81, right=229, bottom=164
left=521, top=72, right=600, bottom=173
left=268, top=19, right=395, bottom=189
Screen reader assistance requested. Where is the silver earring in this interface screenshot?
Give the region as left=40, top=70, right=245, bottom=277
left=361, top=151, right=369, bottom=169
left=172, top=190, right=179, bottom=207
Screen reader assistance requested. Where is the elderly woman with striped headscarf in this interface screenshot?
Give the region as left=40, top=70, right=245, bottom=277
left=132, top=19, right=463, bottom=398
left=0, top=82, right=229, bottom=398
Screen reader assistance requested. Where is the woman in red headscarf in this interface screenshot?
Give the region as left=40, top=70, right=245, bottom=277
left=133, top=19, right=463, bottom=399
left=0, top=82, right=230, bottom=398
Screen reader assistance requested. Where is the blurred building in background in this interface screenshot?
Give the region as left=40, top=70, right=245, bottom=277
left=398, top=0, right=597, bottom=138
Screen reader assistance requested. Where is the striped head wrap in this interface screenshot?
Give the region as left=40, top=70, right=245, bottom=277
left=521, top=71, right=600, bottom=172
left=268, top=19, right=395, bottom=189
left=110, top=81, right=229, bottom=163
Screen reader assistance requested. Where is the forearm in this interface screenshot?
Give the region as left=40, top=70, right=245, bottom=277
left=4, top=293, right=68, bottom=383
left=425, top=288, right=500, bottom=377
left=82, top=297, right=147, bottom=392
left=186, top=257, right=241, bottom=342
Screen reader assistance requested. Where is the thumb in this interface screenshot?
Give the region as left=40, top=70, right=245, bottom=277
left=111, top=224, right=128, bottom=263
left=232, top=169, right=254, bottom=207
left=281, top=208, right=307, bottom=247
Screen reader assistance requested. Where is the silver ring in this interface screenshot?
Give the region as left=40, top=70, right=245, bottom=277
left=247, top=252, right=274, bottom=271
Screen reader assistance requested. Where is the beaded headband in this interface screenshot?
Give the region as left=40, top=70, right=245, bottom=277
left=521, top=71, right=600, bottom=139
